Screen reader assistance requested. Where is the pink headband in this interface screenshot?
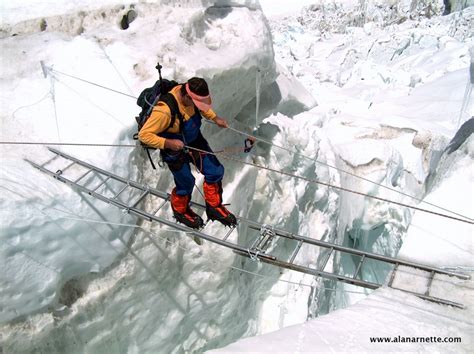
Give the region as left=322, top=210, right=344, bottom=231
left=186, top=83, right=212, bottom=112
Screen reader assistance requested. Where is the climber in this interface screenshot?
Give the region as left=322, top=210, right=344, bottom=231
left=138, top=77, right=237, bottom=229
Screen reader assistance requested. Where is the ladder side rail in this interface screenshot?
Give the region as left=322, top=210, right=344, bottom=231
left=29, top=160, right=262, bottom=257
left=48, top=147, right=167, bottom=198
left=39, top=150, right=471, bottom=280
left=391, top=286, right=465, bottom=309
left=34, top=160, right=383, bottom=291
left=243, top=219, right=470, bottom=280
left=29, top=160, right=133, bottom=210
left=31, top=158, right=468, bottom=305
left=233, top=249, right=381, bottom=290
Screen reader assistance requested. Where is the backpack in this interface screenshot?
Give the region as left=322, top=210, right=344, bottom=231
left=133, top=66, right=184, bottom=169
left=134, top=78, right=180, bottom=132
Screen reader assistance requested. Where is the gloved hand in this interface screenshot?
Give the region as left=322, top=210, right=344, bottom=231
left=214, top=117, right=229, bottom=128
left=165, top=139, right=184, bottom=151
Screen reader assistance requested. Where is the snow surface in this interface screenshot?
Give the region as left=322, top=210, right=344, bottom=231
left=1, top=0, right=473, bottom=353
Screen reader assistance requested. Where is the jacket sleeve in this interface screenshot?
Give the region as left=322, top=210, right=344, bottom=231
left=138, top=103, right=172, bottom=150
left=201, top=108, right=217, bottom=121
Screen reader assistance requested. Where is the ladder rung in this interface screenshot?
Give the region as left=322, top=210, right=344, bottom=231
left=131, top=190, right=149, bottom=208
left=319, top=247, right=334, bottom=271
left=353, top=254, right=366, bottom=279
left=388, top=263, right=399, bottom=287
left=61, top=161, right=76, bottom=174
left=74, top=169, right=93, bottom=183
left=41, top=154, right=59, bottom=167
left=425, top=271, right=435, bottom=296
left=91, top=176, right=110, bottom=193
left=112, top=183, right=129, bottom=200
left=152, top=198, right=169, bottom=215
left=289, top=240, right=303, bottom=264
left=222, top=226, right=236, bottom=241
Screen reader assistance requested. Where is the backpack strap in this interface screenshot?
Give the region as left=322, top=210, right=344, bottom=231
left=138, top=92, right=184, bottom=171
left=159, top=93, right=184, bottom=134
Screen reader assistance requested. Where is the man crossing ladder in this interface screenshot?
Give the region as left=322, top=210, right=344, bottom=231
left=138, top=77, right=237, bottom=229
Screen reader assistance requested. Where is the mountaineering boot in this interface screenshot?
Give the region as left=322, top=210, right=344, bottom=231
left=170, top=188, right=204, bottom=229
left=203, top=181, right=237, bottom=227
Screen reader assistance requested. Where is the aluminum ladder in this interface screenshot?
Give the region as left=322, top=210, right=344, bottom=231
left=26, top=147, right=471, bottom=309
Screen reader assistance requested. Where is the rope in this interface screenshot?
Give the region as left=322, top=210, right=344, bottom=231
left=43, top=67, right=471, bottom=222
left=184, top=144, right=474, bottom=225
left=51, top=74, right=127, bottom=128
left=48, top=67, right=136, bottom=99
left=1, top=140, right=473, bottom=224
left=211, top=120, right=472, bottom=222
left=50, top=73, right=61, bottom=142
left=96, top=40, right=136, bottom=97
left=0, top=141, right=136, bottom=147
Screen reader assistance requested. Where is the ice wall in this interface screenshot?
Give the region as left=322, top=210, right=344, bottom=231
left=267, top=0, right=473, bottom=313
left=0, top=0, right=320, bottom=352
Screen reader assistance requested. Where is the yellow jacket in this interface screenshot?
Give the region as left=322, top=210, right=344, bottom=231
left=138, top=85, right=217, bottom=149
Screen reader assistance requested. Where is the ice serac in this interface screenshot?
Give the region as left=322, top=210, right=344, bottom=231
left=399, top=118, right=474, bottom=268
left=0, top=0, right=319, bottom=352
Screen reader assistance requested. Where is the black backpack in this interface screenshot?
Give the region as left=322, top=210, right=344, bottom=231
left=133, top=63, right=184, bottom=169
left=134, top=78, right=180, bottom=132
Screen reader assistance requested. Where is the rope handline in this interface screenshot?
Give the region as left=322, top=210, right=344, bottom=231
left=51, top=74, right=127, bottom=127
left=43, top=67, right=469, bottom=221
left=1, top=140, right=473, bottom=224
left=215, top=121, right=471, bottom=222
left=0, top=141, right=137, bottom=147
left=184, top=145, right=474, bottom=225
left=48, top=67, right=137, bottom=99
left=50, top=73, right=61, bottom=142
left=96, top=40, right=136, bottom=97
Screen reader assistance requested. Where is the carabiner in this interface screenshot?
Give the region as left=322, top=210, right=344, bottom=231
left=244, top=138, right=254, bottom=153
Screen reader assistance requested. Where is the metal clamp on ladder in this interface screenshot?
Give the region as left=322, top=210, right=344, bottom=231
left=248, top=224, right=276, bottom=260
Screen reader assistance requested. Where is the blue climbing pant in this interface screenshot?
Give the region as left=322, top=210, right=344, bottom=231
left=161, top=132, right=224, bottom=196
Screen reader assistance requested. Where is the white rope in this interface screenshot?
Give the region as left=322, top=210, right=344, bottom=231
left=1, top=139, right=472, bottom=224
left=38, top=66, right=472, bottom=222
left=51, top=73, right=127, bottom=128
left=214, top=120, right=473, bottom=222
